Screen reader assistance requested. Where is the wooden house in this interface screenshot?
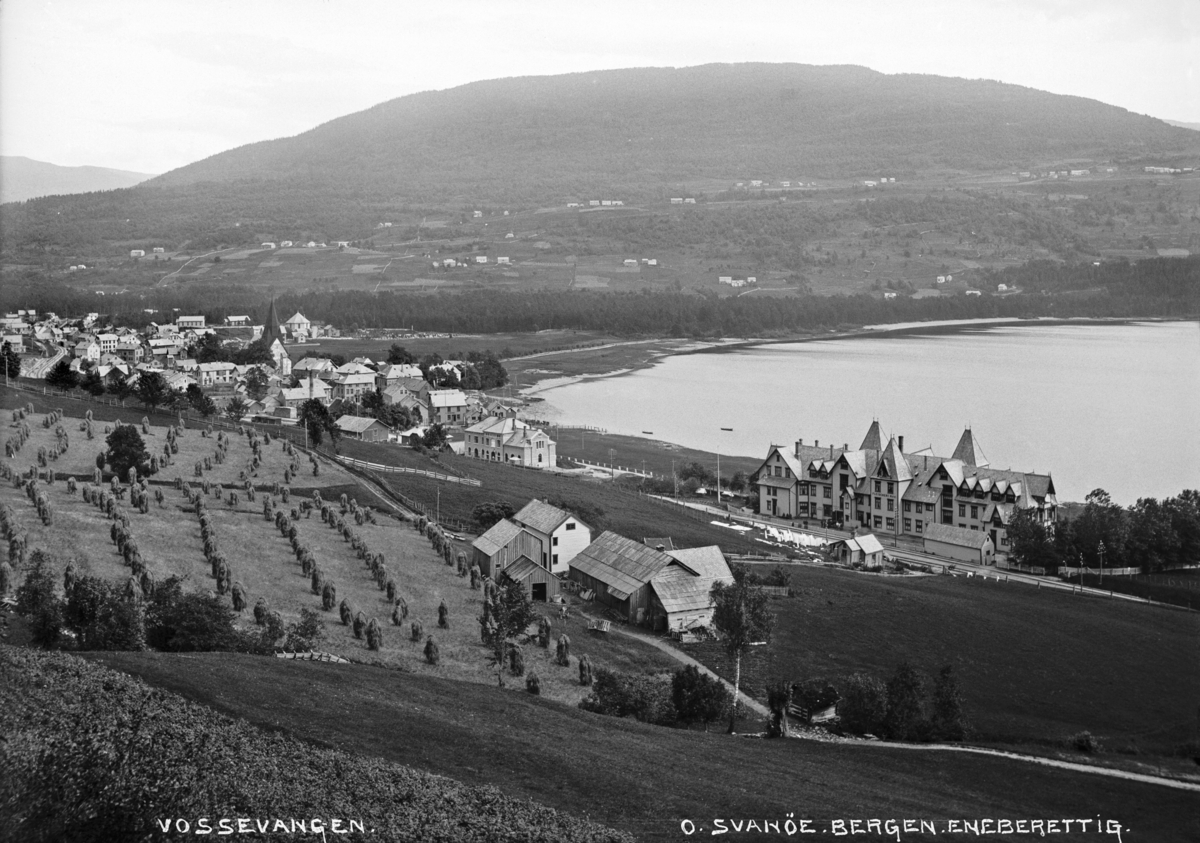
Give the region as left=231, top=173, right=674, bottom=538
left=471, top=519, right=544, bottom=580
left=500, top=556, right=561, bottom=602
left=568, top=531, right=672, bottom=625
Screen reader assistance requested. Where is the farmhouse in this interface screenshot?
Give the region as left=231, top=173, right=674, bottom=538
left=427, top=389, right=469, bottom=426
left=463, top=416, right=557, bottom=468
left=334, top=415, right=390, bottom=442
left=197, top=361, right=237, bottom=388
left=513, top=499, right=591, bottom=576
left=922, top=522, right=996, bottom=565
left=752, top=422, right=1056, bottom=554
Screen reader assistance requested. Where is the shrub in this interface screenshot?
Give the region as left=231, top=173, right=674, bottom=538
left=838, top=673, right=888, bottom=737
left=929, top=665, right=970, bottom=741
left=766, top=680, right=794, bottom=738
left=671, top=665, right=729, bottom=732
left=231, top=582, right=248, bottom=613
left=1070, top=731, right=1100, bottom=753
left=284, top=608, right=326, bottom=651
left=15, top=551, right=64, bottom=647
left=253, top=598, right=268, bottom=626
left=884, top=662, right=929, bottom=742
left=580, top=668, right=676, bottom=726
left=508, top=643, right=525, bottom=676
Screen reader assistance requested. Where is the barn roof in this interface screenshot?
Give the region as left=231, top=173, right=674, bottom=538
left=472, top=519, right=523, bottom=557
left=570, top=531, right=673, bottom=598
left=334, top=416, right=387, bottom=434
left=665, top=546, right=733, bottom=581
left=651, top=568, right=719, bottom=615
left=500, top=556, right=543, bottom=582
left=922, top=522, right=991, bottom=549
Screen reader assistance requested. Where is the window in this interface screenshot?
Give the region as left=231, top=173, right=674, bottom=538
left=552, top=536, right=559, bottom=546
left=774, top=466, right=781, bottom=477
left=553, top=553, right=559, bottom=564
left=874, top=480, right=881, bottom=493
left=823, top=505, right=832, bottom=517
left=926, top=503, right=935, bottom=513
left=887, top=482, right=894, bottom=495
left=958, top=504, right=966, bottom=517
left=799, top=503, right=809, bottom=515
left=873, top=516, right=882, bottom=528
left=785, top=468, right=792, bottom=478
left=874, top=496, right=881, bottom=509
left=971, top=505, right=978, bottom=519
left=915, top=521, right=923, bottom=533
left=903, top=501, right=911, bottom=512
left=1001, top=535, right=1009, bottom=546
left=565, top=523, right=576, bottom=530
left=886, top=518, right=894, bottom=529
left=886, top=500, right=894, bottom=512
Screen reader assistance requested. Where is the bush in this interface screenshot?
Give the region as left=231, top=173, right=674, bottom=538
left=15, top=551, right=64, bottom=648
left=284, top=608, right=325, bottom=651
left=929, top=665, right=970, bottom=741
left=671, top=665, right=730, bottom=732
left=580, top=668, right=677, bottom=726
left=145, top=577, right=255, bottom=653
left=884, top=662, right=928, bottom=742
left=837, top=673, right=888, bottom=737
left=1070, top=731, right=1100, bottom=753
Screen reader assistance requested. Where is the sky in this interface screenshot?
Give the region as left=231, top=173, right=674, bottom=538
left=2, top=0, right=1198, bottom=175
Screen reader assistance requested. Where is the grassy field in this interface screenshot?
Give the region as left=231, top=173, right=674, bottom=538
left=334, top=438, right=761, bottom=554
left=681, top=565, right=1200, bottom=758
left=1, top=403, right=678, bottom=705
left=89, top=649, right=1200, bottom=843
left=552, top=429, right=762, bottom=482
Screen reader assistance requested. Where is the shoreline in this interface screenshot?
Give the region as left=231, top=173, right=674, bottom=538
left=512, top=315, right=1194, bottom=397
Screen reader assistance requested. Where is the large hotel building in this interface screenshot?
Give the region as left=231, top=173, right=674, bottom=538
left=752, top=421, right=1058, bottom=552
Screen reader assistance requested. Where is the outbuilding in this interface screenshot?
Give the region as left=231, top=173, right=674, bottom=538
left=333, top=415, right=390, bottom=442
left=829, top=533, right=886, bottom=567
left=922, top=522, right=996, bottom=565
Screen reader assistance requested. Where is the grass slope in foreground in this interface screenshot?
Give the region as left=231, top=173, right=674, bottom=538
left=0, top=646, right=629, bottom=843
left=89, top=649, right=1200, bottom=843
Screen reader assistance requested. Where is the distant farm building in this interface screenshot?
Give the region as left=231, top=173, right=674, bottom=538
left=130, top=249, right=145, bottom=258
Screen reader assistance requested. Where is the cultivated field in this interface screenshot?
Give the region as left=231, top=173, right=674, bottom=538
left=1, top=403, right=676, bottom=705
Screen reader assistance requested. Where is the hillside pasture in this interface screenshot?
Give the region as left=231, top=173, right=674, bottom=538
left=91, top=650, right=1200, bottom=843
left=682, top=564, right=1200, bottom=757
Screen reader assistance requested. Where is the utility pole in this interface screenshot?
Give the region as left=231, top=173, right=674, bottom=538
left=609, top=448, right=615, bottom=479
left=1098, top=540, right=1106, bottom=587
left=717, top=427, right=733, bottom=508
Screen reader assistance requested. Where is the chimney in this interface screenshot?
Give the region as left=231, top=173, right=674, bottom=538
left=898, top=435, right=904, bottom=452
left=829, top=444, right=833, bottom=459
left=843, top=443, right=848, bottom=451
left=795, top=439, right=802, bottom=457
left=814, top=440, right=819, bottom=448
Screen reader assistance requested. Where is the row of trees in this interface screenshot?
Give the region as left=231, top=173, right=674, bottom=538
left=1009, top=488, right=1200, bottom=572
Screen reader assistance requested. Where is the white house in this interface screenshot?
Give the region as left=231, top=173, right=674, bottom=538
left=176, top=316, right=206, bottom=330
left=283, top=312, right=311, bottom=338
left=513, top=499, right=592, bottom=576
left=463, top=416, right=557, bottom=469
left=197, top=361, right=237, bottom=388
left=130, top=249, right=146, bottom=258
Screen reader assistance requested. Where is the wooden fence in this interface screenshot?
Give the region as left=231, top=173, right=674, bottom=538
left=334, top=456, right=481, bottom=486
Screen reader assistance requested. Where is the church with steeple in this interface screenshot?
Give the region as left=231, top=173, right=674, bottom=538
left=752, top=421, right=1057, bottom=555
left=261, top=299, right=292, bottom=377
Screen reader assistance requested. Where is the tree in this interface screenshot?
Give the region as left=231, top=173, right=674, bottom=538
left=1007, top=508, right=1060, bottom=570
left=46, top=358, right=79, bottom=391
left=230, top=339, right=274, bottom=367
left=185, top=384, right=217, bottom=417
left=766, top=680, right=794, bottom=738
left=472, top=501, right=515, bottom=531
left=15, top=550, right=63, bottom=647
left=105, top=425, right=152, bottom=479
left=81, top=368, right=105, bottom=397
left=728, top=471, right=748, bottom=493
left=298, top=399, right=339, bottom=447
left=671, top=664, right=730, bottom=731
left=192, top=332, right=226, bottom=364
left=710, top=578, right=775, bottom=733
left=883, top=662, right=928, bottom=741
left=224, top=395, right=249, bottom=422
left=422, top=423, right=449, bottom=451
left=386, top=344, right=416, bottom=365
left=837, top=673, right=887, bottom=736
left=481, top=578, right=537, bottom=686
left=135, top=371, right=169, bottom=411
left=1, top=341, right=20, bottom=380
left=929, top=665, right=969, bottom=741
left=110, top=376, right=135, bottom=406
left=243, top=366, right=270, bottom=401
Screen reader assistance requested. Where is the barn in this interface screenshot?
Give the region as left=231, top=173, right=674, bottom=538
left=647, top=546, right=734, bottom=633
left=829, top=533, right=886, bottom=567
left=334, top=416, right=390, bottom=442
left=499, top=556, right=561, bottom=602
left=568, top=531, right=674, bottom=626
left=471, top=519, right=544, bottom=579
left=922, top=522, right=996, bottom=565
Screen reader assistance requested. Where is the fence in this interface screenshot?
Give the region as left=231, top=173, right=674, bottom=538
left=1057, top=566, right=1141, bottom=578
left=996, top=561, right=1048, bottom=575
left=334, top=456, right=481, bottom=486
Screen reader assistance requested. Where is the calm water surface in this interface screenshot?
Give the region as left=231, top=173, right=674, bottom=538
left=533, top=321, right=1199, bottom=504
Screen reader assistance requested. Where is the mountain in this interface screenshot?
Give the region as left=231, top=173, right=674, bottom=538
left=1, top=155, right=156, bottom=204
left=1163, top=119, right=1200, bottom=132
left=4, top=63, right=1200, bottom=253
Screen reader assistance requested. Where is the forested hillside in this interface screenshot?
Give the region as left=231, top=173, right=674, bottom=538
left=4, top=63, right=1198, bottom=255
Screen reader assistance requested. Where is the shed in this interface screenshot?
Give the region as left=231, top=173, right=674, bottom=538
left=922, top=522, right=995, bottom=565
left=500, top=556, right=561, bottom=602
left=333, top=416, right=390, bottom=442
left=829, top=533, right=886, bottom=567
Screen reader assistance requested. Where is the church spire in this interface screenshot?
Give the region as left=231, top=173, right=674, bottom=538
left=261, top=298, right=282, bottom=345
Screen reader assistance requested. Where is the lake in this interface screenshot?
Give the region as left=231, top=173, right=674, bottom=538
left=532, top=320, right=1200, bottom=504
